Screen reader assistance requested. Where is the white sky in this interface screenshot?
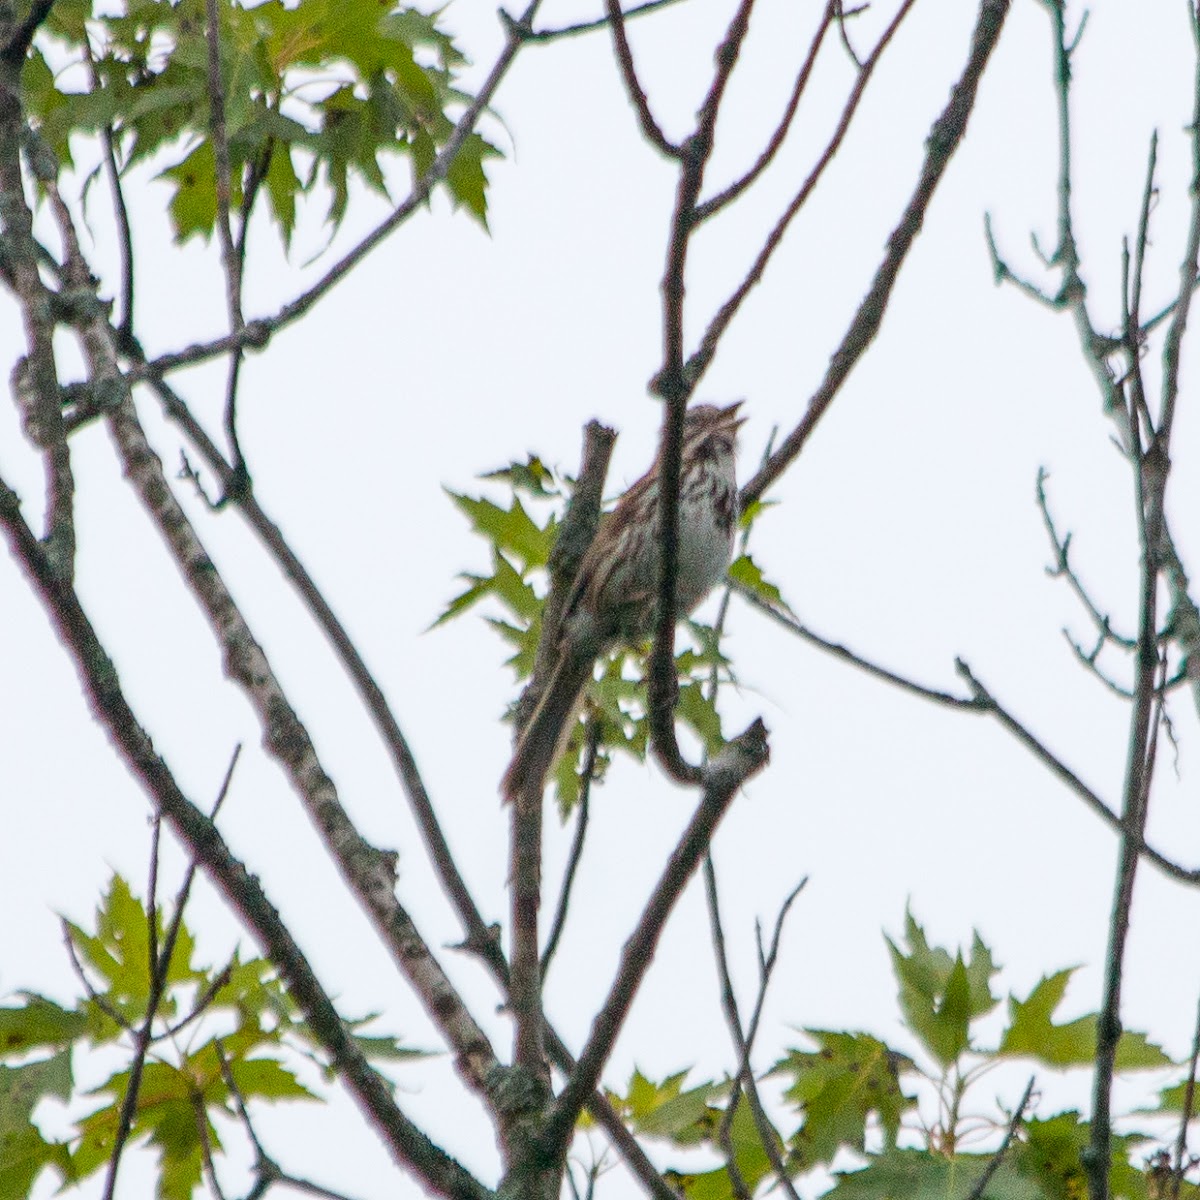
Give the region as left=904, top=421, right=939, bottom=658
left=3, top=0, right=1200, bottom=1196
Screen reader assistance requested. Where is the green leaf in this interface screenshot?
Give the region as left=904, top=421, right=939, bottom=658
left=728, top=553, right=790, bottom=612
left=445, top=133, right=499, bottom=226
left=1010, top=1113, right=1148, bottom=1200
left=0, top=1055, right=74, bottom=1198
left=162, top=140, right=220, bottom=242
left=676, top=680, right=723, bottom=755
left=449, top=491, right=555, bottom=570
left=480, top=456, right=559, bottom=498
left=0, top=1125, right=71, bottom=1200
left=610, top=1070, right=723, bottom=1144
left=228, top=1057, right=317, bottom=1102
left=886, top=910, right=998, bottom=1068
left=0, top=1051, right=73, bottom=1128
left=263, top=141, right=301, bottom=246
left=774, top=1031, right=915, bottom=1170
left=999, top=970, right=1170, bottom=1070
left=827, top=1150, right=1042, bottom=1200
left=0, top=995, right=86, bottom=1060
left=665, top=1102, right=775, bottom=1200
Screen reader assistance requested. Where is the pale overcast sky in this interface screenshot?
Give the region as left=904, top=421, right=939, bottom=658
left=3, top=1, right=1200, bottom=1196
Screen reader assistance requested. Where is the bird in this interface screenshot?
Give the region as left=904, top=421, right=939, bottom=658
left=502, top=401, right=745, bottom=802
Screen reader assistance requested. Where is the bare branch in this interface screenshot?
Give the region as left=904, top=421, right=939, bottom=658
left=514, top=0, right=688, bottom=44
left=542, top=720, right=599, bottom=979
left=704, top=856, right=805, bottom=1200
left=963, top=1077, right=1036, bottom=1200
left=1158, top=24, right=1200, bottom=446
left=695, top=3, right=834, bottom=223
left=603, top=0, right=680, bottom=156
left=740, top=0, right=1012, bottom=511
left=734, top=580, right=983, bottom=710
left=0, top=77, right=74, bottom=581
left=508, top=421, right=616, bottom=1086
left=649, top=0, right=757, bottom=783
left=1037, top=469, right=1137, bottom=651
left=0, top=477, right=490, bottom=1200
left=144, top=378, right=507, bottom=980
left=140, top=0, right=545, bottom=379
left=688, top=0, right=917, bottom=385
left=541, top=723, right=769, bottom=1157
left=954, top=659, right=1200, bottom=887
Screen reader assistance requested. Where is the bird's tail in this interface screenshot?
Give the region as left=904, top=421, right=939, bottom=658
left=502, top=650, right=595, bottom=803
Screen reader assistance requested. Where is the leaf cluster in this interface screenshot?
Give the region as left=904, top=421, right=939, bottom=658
left=438, top=456, right=787, bottom=815
left=22, top=0, right=497, bottom=245
left=0, top=875, right=421, bottom=1200
left=595, top=910, right=1194, bottom=1200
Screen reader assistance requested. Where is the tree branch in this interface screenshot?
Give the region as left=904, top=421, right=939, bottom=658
left=740, top=0, right=1012, bottom=511
left=541, top=719, right=599, bottom=979
left=540, top=724, right=769, bottom=1157
left=0, top=478, right=492, bottom=1200
left=140, top=0, right=545, bottom=379
left=603, top=0, right=680, bottom=156
left=0, top=60, right=74, bottom=582
left=515, top=0, right=688, bottom=44
left=703, top=857, right=805, bottom=1200
left=649, top=0, right=757, bottom=784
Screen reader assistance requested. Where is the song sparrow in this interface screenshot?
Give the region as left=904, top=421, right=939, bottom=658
left=502, top=401, right=745, bottom=801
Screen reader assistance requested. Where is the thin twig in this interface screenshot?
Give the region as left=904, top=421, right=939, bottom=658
left=740, top=0, right=1011, bottom=511
left=734, top=581, right=983, bottom=709
left=689, top=0, right=917, bottom=385
left=61, top=920, right=129, bottom=1031
left=833, top=0, right=868, bottom=69
left=140, top=0, right=545, bottom=379
left=963, top=1077, right=1036, bottom=1200
left=542, top=720, right=600, bottom=978
left=603, top=0, right=679, bottom=155
left=1172, top=989, right=1200, bottom=1199
left=703, top=857, right=805, bottom=1200
left=540, top=723, right=769, bottom=1158
left=648, top=0, right=757, bottom=783
left=1158, top=18, right=1200, bottom=448
left=1037, top=469, right=1137, bottom=651
left=515, top=0, right=687, bottom=43
left=0, top=477, right=493, bottom=1200
left=695, top=4, right=835, bottom=223
left=203, top=0, right=248, bottom=488
left=954, top=659, right=1200, bottom=885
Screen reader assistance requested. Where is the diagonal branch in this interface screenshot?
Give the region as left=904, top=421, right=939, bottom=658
left=693, top=2, right=833, bottom=223
left=516, top=0, right=688, bottom=43
left=146, top=376, right=507, bottom=973
left=0, top=66, right=74, bottom=581
left=0, top=478, right=492, bottom=1200
left=540, top=724, right=769, bottom=1158
left=688, top=0, right=917, bottom=383
left=740, top=0, right=1012, bottom=511
left=603, top=0, right=679, bottom=156
left=104, top=387, right=502, bottom=1101
left=704, top=858, right=806, bottom=1200
left=140, top=0, right=544, bottom=380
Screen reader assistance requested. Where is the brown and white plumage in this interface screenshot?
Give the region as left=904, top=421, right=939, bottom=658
left=502, top=402, right=744, bottom=802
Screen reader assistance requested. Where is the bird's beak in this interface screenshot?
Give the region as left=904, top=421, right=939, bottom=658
left=723, top=400, right=747, bottom=429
